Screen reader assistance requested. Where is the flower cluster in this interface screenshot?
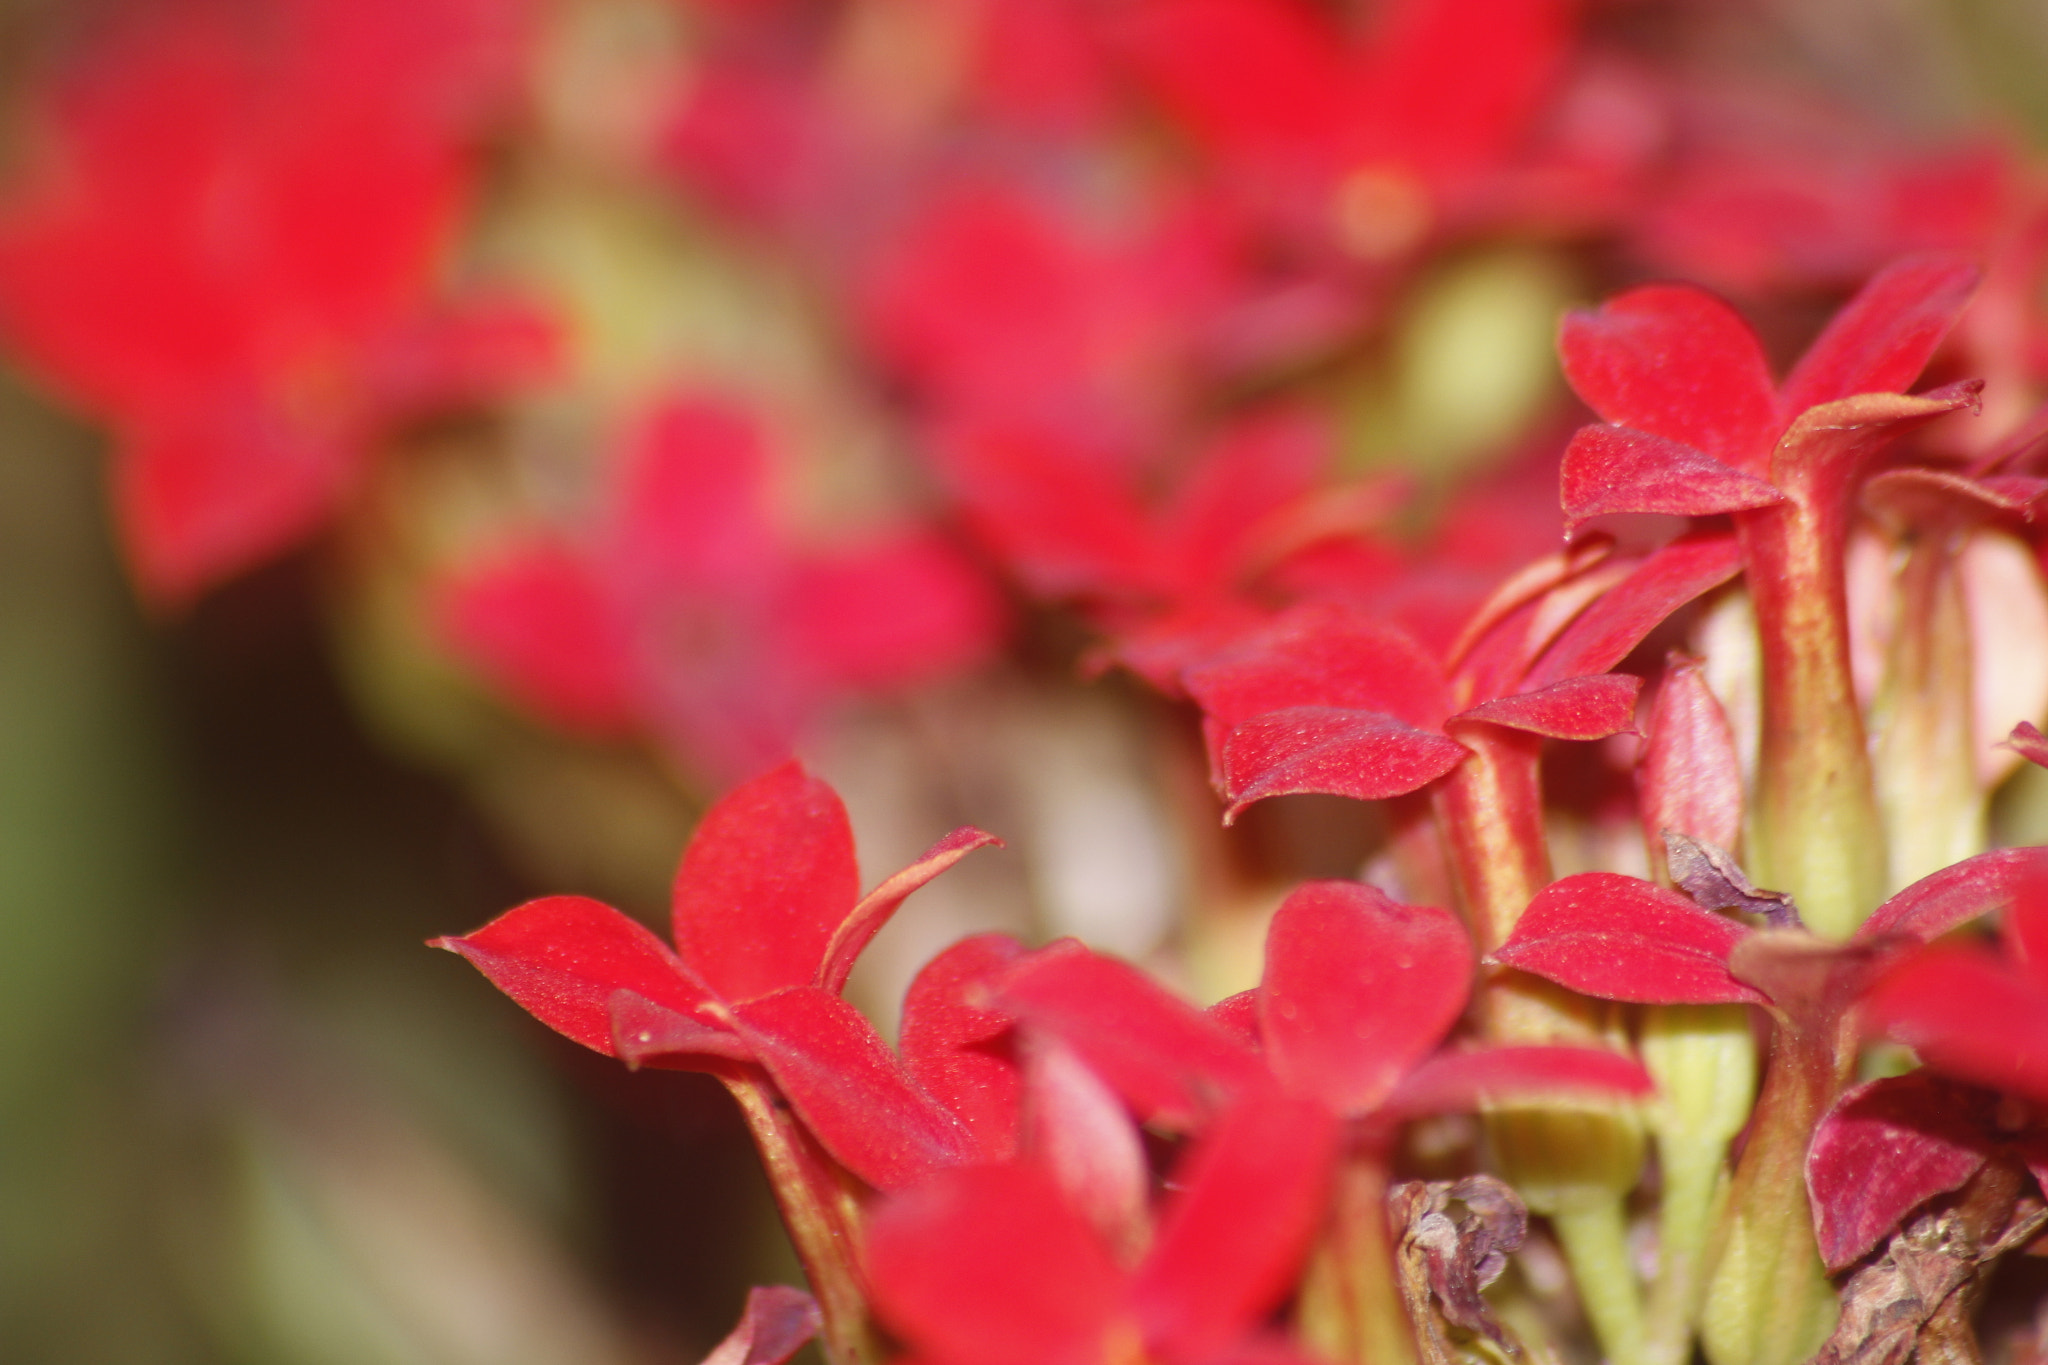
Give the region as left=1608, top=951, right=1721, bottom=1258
left=442, top=256, right=2048, bottom=1365
left=9, top=1, right=2048, bottom=1362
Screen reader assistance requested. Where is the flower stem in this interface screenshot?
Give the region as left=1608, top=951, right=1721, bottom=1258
left=1639, top=1005, right=1754, bottom=1365
left=1551, top=1198, right=1647, bottom=1365
left=1697, top=1021, right=1847, bottom=1365
left=723, top=1072, right=878, bottom=1365
left=1736, top=481, right=1885, bottom=940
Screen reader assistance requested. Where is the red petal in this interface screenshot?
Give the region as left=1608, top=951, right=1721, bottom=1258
left=731, top=986, right=979, bottom=1189
left=1491, top=872, right=1763, bottom=1004
left=671, top=762, right=860, bottom=1000
left=1862, top=467, right=2048, bottom=527
left=699, top=1286, right=823, bottom=1365
left=1638, top=654, right=1744, bottom=853
left=1521, top=532, right=1745, bottom=689
left=1207, top=989, right=1263, bottom=1049
left=1859, top=846, right=2048, bottom=943
left=1557, top=284, right=1781, bottom=467
left=1453, top=673, right=1642, bottom=741
left=1807, top=1073, right=1994, bottom=1271
left=1863, top=947, right=2048, bottom=1106
left=1559, top=425, right=1784, bottom=537
left=816, top=828, right=1004, bottom=995
left=901, top=934, right=1030, bottom=1160
left=1766, top=384, right=1985, bottom=508
left=436, top=541, right=638, bottom=735
left=1383, top=1045, right=1654, bottom=1117
left=1780, top=254, right=1980, bottom=412
left=1132, top=1092, right=1339, bottom=1363
left=1022, top=1037, right=1151, bottom=1259
left=433, top=896, right=716, bottom=1056
left=2009, top=720, right=2048, bottom=770
left=1159, top=407, right=1330, bottom=594
left=611, top=399, right=771, bottom=590
left=864, top=1163, right=1128, bottom=1365
left=1345, top=0, right=1574, bottom=182
left=998, top=942, right=1266, bottom=1129
left=1113, top=0, right=1346, bottom=165
left=1260, top=881, right=1471, bottom=1114
left=609, top=990, right=753, bottom=1068
left=116, top=404, right=352, bottom=607
left=933, top=420, right=1155, bottom=600
left=1184, top=602, right=1453, bottom=762
left=1219, top=706, right=1471, bottom=820
left=781, top=531, right=1007, bottom=693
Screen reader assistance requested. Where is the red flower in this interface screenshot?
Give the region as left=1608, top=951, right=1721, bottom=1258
left=1557, top=253, right=1983, bottom=538
left=864, top=1091, right=1340, bottom=1365
left=998, top=879, right=1650, bottom=1134
left=938, top=407, right=1405, bottom=689
left=437, top=397, right=1005, bottom=784
left=1181, top=530, right=1741, bottom=820
left=0, top=0, right=546, bottom=603
left=1110, top=0, right=1585, bottom=256
left=434, top=760, right=1002, bottom=1191
left=1558, top=253, right=1987, bottom=936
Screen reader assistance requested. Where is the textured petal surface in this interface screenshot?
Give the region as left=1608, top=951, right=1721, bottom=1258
left=1807, top=1073, right=1994, bottom=1271
left=609, top=990, right=753, bottom=1068
left=1184, top=602, right=1452, bottom=764
left=1859, top=846, right=2048, bottom=943
left=1638, top=655, right=1744, bottom=852
left=865, top=1163, right=1127, bottom=1365
left=434, top=896, right=716, bottom=1055
left=732, top=986, right=980, bottom=1188
left=901, top=934, right=1030, bottom=1159
left=816, top=828, right=1003, bottom=995
left=672, top=762, right=860, bottom=1000
left=1260, top=881, right=1471, bottom=1114
left=1558, top=284, right=1781, bottom=466
left=1220, top=706, right=1470, bottom=819
left=1492, top=872, right=1763, bottom=1004
left=1766, top=384, right=1984, bottom=509
left=1453, top=673, right=1642, bottom=741
left=1559, top=425, right=1784, bottom=536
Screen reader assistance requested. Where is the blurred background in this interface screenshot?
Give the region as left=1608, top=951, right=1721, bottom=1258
left=4, top=0, right=2048, bottom=1360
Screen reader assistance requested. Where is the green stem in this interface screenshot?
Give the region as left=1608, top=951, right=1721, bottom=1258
left=1697, top=1022, right=1848, bottom=1365
left=723, top=1073, right=878, bottom=1365
left=1639, top=1005, right=1756, bottom=1365
left=1735, top=480, right=1885, bottom=940
left=1551, top=1200, right=1647, bottom=1365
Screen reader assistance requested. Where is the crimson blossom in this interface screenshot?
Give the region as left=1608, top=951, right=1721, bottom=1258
left=434, top=761, right=1004, bottom=1363
left=437, top=397, right=1005, bottom=784
left=0, top=0, right=549, bottom=603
